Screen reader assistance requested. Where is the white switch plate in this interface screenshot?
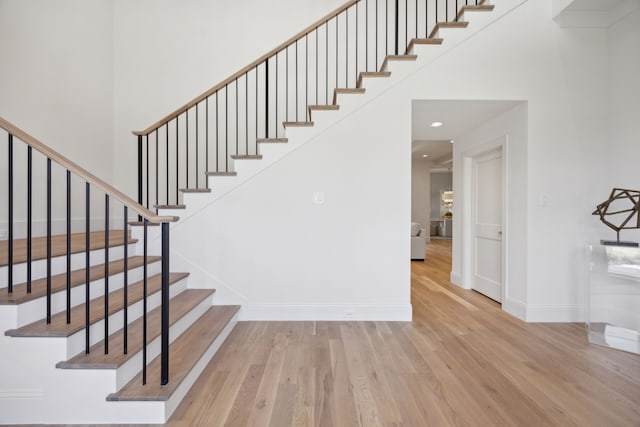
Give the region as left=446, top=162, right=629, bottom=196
left=312, top=191, right=325, bottom=204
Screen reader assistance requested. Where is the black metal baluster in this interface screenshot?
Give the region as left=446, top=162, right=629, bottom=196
left=386, top=0, right=390, bottom=55
left=446, top=0, right=449, bottom=22
left=185, top=111, right=189, bottom=189
left=356, top=3, right=359, bottom=81
left=66, top=170, right=70, bottom=323
left=104, top=194, right=109, bottom=354
left=275, top=54, right=278, bottom=139
left=206, top=97, right=209, bottom=178
left=196, top=104, right=199, bottom=188
left=265, top=60, right=269, bottom=138
left=176, top=118, right=179, bottom=199
left=7, top=134, right=12, bottom=294
left=138, top=135, right=143, bottom=214
left=286, top=48, right=289, bottom=120
left=235, top=81, right=239, bottom=154
left=146, top=136, right=149, bottom=210
left=345, top=13, right=348, bottom=88
left=426, top=0, right=429, bottom=38
left=335, top=16, right=339, bottom=88
left=160, top=222, right=170, bottom=385
left=306, top=35, right=309, bottom=121
left=165, top=125, right=169, bottom=204
left=316, top=28, right=319, bottom=105
left=225, top=85, right=229, bottom=163
left=456, top=0, right=459, bottom=21
left=155, top=129, right=159, bottom=209
left=142, top=219, right=148, bottom=385
left=254, top=67, right=258, bottom=150
left=366, top=0, right=369, bottom=70
left=216, top=91, right=220, bottom=172
left=27, top=147, right=32, bottom=294
left=296, top=40, right=299, bottom=121
left=436, top=0, right=439, bottom=26
left=405, top=0, right=408, bottom=50
left=245, top=75, right=249, bottom=154
left=123, top=206, right=128, bottom=354
left=326, top=23, right=329, bottom=103
left=46, top=158, right=51, bottom=324
left=416, top=0, right=418, bottom=39
left=376, top=0, right=379, bottom=69
left=395, top=0, right=399, bottom=55
left=85, top=182, right=90, bottom=354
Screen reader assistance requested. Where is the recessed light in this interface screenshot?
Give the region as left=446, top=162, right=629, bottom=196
left=430, top=121, right=443, bottom=128
left=450, top=140, right=454, bottom=143
left=422, top=154, right=429, bottom=158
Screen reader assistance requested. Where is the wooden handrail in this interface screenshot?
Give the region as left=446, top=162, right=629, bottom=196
left=133, top=0, right=359, bottom=136
left=0, top=116, right=177, bottom=223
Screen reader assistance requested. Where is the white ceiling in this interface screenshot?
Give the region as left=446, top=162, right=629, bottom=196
left=564, top=0, right=628, bottom=12
left=411, top=100, right=522, bottom=162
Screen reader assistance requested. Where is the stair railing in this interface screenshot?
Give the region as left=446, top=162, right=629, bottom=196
left=1, top=116, right=176, bottom=386
left=135, top=0, right=483, bottom=211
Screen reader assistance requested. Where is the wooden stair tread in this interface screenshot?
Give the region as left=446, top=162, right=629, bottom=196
left=428, top=21, right=469, bottom=39
left=0, top=231, right=136, bottom=268
left=256, top=138, right=288, bottom=143
left=206, top=171, right=237, bottom=176
left=107, top=305, right=240, bottom=401
left=154, top=205, right=186, bottom=210
left=180, top=188, right=211, bottom=194
left=0, top=255, right=161, bottom=305
left=357, top=71, right=391, bottom=88
left=333, top=87, right=366, bottom=104
left=456, top=4, right=495, bottom=21
left=308, top=105, right=340, bottom=111
left=230, top=154, right=263, bottom=160
left=5, top=272, right=189, bottom=337
left=128, top=221, right=161, bottom=227
left=282, top=122, right=314, bottom=127
left=57, top=289, right=215, bottom=369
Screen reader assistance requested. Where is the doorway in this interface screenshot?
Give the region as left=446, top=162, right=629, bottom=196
left=462, top=139, right=506, bottom=303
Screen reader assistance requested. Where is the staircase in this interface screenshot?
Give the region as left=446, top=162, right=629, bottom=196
left=0, top=0, right=514, bottom=423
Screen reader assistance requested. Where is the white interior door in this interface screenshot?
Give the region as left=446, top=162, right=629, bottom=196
left=472, top=148, right=503, bottom=302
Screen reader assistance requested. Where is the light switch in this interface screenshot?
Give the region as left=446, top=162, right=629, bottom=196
left=313, top=191, right=325, bottom=204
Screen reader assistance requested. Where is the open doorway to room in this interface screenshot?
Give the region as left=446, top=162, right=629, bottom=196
left=410, top=99, right=525, bottom=310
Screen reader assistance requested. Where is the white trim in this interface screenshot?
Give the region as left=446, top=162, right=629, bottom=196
left=242, top=303, right=412, bottom=321
left=503, top=296, right=526, bottom=320
left=0, top=389, right=45, bottom=400
left=526, top=304, right=586, bottom=323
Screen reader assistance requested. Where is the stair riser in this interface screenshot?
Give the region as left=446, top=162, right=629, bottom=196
left=63, top=279, right=188, bottom=358
left=0, top=243, right=137, bottom=288
left=113, top=294, right=213, bottom=389
left=13, top=261, right=162, bottom=327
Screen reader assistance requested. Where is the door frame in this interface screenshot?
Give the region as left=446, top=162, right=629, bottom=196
left=461, top=136, right=508, bottom=303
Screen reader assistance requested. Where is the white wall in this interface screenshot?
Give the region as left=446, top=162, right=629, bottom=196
left=0, top=0, right=115, bottom=234
left=430, top=171, right=452, bottom=219
left=411, top=157, right=432, bottom=229
left=112, top=0, right=345, bottom=199
left=606, top=7, right=640, bottom=243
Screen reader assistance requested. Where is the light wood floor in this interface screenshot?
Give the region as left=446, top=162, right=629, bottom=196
left=33, top=240, right=640, bottom=426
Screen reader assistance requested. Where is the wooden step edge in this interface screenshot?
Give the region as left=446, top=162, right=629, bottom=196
left=128, top=221, right=161, bottom=227
left=230, top=154, right=263, bottom=160
left=456, top=4, right=494, bottom=21
left=333, top=88, right=366, bottom=104
left=56, top=289, right=215, bottom=370
left=4, top=272, right=190, bottom=338
left=428, top=21, right=469, bottom=39
left=256, top=138, right=288, bottom=144
left=106, top=305, right=241, bottom=402
left=154, top=204, right=186, bottom=210
left=205, top=171, right=238, bottom=176
left=357, top=71, right=391, bottom=88
left=308, top=105, right=340, bottom=111
left=282, top=122, right=314, bottom=128
left=381, top=55, right=417, bottom=71
left=179, top=188, right=211, bottom=194
left=405, top=38, right=444, bottom=55
left=0, top=255, right=162, bottom=306
left=0, top=232, right=138, bottom=268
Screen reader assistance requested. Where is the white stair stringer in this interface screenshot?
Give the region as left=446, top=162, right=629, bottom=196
left=0, top=275, right=200, bottom=424
left=158, top=0, right=518, bottom=228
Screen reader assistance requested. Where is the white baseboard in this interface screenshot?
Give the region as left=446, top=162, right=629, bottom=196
left=502, top=296, right=526, bottom=321
left=242, top=303, right=412, bottom=321
left=526, top=304, right=586, bottom=323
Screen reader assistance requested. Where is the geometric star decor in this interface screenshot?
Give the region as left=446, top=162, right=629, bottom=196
left=592, top=188, right=640, bottom=247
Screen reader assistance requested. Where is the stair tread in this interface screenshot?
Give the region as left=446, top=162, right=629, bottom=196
left=282, top=122, right=314, bottom=127
left=0, top=255, right=161, bottom=305
left=5, top=272, right=189, bottom=337
left=154, top=205, right=186, bottom=210
left=179, top=188, right=211, bottom=193
left=429, top=21, right=469, bottom=38
left=256, top=138, right=288, bottom=143
left=57, top=289, right=215, bottom=369
left=0, top=231, right=136, bottom=268
left=128, top=221, right=161, bottom=227
left=230, top=154, right=263, bottom=159
left=107, top=305, right=240, bottom=401
left=205, top=171, right=238, bottom=176
left=308, top=105, right=340, bottom=110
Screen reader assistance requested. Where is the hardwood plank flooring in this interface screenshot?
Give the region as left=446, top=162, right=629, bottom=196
left=34, top=240, right=640, bottom=426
